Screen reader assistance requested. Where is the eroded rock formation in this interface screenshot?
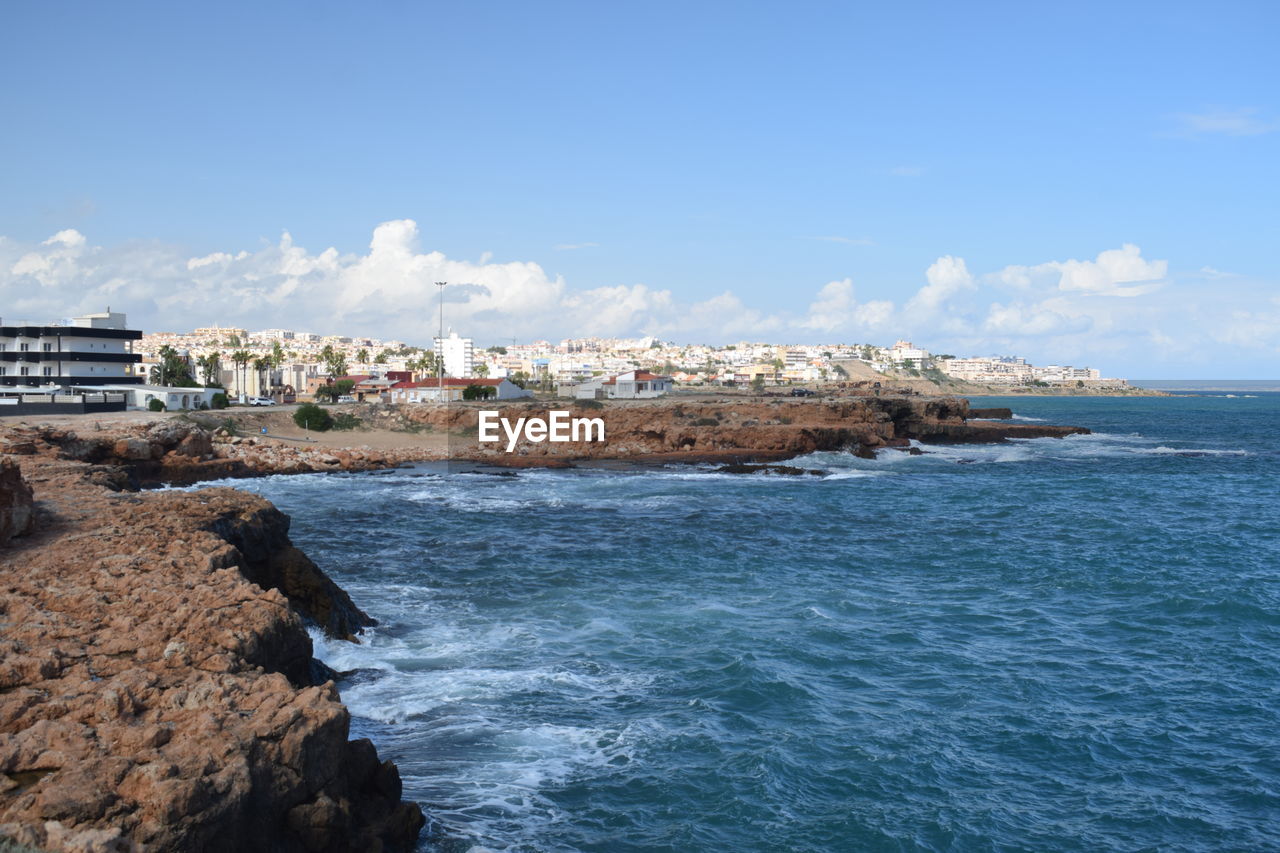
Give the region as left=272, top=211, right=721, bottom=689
left=0, top=444, right=422, bottom=851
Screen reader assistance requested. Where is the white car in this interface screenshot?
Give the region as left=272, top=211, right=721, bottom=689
left=248, top=396, right=277, bottom=406
left=337, top=395, right=356, bottom=403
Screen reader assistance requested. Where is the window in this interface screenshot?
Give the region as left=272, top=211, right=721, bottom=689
left=42, top=367, right=53, bottom=376
left=19, top=343, right=29, bottom=352
left=43, top=343, right=53, bottom=352
left=19, top=367, right=29, bottom=376
left=0, top=367, right=5, bottom=375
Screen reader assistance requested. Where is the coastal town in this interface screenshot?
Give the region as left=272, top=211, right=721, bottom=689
left=1, top=309, right=1132, bottom=414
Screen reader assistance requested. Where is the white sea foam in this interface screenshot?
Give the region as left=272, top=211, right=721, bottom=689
left=1010, top=414, right=1046, bottom=422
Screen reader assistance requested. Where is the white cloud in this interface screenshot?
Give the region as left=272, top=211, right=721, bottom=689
left=907, top=255, right=976, bottom=313
left=1174, top=107, right=1277, bottom=137
left=1197, top=265, right=1236, bottom=279
left=983, top=300, right=1092, bottom=337
left=991, top=244, right=1166, bottom=296
left=800, top=279, right=894, bottom=333
left=3, top=224, right=1277, bottom=375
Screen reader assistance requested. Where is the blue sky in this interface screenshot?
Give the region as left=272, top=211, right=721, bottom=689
left=2, top=1, right=1277, bottom=376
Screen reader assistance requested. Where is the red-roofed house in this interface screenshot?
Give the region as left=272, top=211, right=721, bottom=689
left=573, top=369, right=672, bottom=400
left=389, top=377, right=531, bottom=403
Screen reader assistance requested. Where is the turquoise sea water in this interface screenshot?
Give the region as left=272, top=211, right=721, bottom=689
left=215, top=395, right=1280, bottom=852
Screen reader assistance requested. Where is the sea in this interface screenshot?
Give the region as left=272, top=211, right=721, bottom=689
left=201, top=394, right=1280, bottom=852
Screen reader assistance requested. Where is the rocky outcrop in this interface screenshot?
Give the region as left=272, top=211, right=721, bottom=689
left=201, top=498, right=373, bottom=642
left=0, top=446, right=422, bottom=851
left=0, top=459, right=34, bottom=546
left=384, top=396, right=1087, bottom=464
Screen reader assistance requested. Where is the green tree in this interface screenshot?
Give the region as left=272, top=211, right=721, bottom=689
left=271, top=340, right=285, bottom=368
left=294, top=402, right=333, bottom=432
left=149, top=345, right=194, bottom=386
left=147, top=398, right=166, bottom=412
left=462, top=384, right=496, bottom=400
left=315, top=379, right=356, bottom=402
left=751, top=375, right=765, bottom=394
left=474, top=363, right=490, bottom=378
left=355, top=347, right=369, bottom=365
left=486, top=345, right=507, bottom=355
left=374, top=350, right=389, bottom=364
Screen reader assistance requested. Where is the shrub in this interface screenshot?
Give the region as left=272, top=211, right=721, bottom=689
left=294, top=402, right=333, bottom=432
left=692, top=417, right=719, bottom=426
left=147, top=398, right=166, bottom=412
left=211, top=392, right=229, bottom=410
left=575, top=398, right=604, bottom=410
left=462, top=384, right=496, bottom=401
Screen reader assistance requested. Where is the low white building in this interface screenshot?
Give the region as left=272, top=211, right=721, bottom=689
left=390, top=377, right=531, bottom=403
left=573, top=370, right=672, bottom=399
left=87, top=384, right=221, bottom=411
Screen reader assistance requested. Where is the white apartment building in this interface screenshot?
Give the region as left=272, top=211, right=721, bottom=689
left=434, top=331, right=475, bottom=377
left=938, top=357, right=1033, bottom=383
left=0, top=311, right=143, bottom=389
left=889, top=340, right=931, bottom=367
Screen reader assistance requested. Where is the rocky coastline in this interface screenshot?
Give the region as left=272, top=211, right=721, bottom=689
left=0, top=425, right=424, bottom=852
left=0, top=395, right=1086, bottom=851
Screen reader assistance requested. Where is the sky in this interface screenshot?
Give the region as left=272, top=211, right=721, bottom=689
left=1, top=1, right=1277, bottom=377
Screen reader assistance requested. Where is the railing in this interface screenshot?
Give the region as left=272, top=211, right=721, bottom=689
left=0, top=351, right=141, bottom=363
left=1, top=392, right=127, bottom=405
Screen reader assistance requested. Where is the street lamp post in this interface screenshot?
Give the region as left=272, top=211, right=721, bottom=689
left=435, top=281, right=446, bottom=403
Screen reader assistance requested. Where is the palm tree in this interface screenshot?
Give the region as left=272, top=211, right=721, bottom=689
left=230, top=350, right=252, bottom=401
left=356, top=348, right=369, bottom=366
left=197, top=352, right=221, bottom=386
left=253, top=357, right=272, bottom=398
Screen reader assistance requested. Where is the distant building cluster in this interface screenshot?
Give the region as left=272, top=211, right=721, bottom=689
left=938, top=356, right=1101, bottom=384
left=1, top=307, right=1128, bottom=416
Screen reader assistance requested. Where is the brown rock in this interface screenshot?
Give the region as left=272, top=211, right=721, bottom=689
left=0, top=445, right=423, bottom=851
left=0, top=458, right=34, bottom=546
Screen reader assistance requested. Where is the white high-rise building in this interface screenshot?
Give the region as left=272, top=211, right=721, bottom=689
left=434, top=331, right=475, bottom=378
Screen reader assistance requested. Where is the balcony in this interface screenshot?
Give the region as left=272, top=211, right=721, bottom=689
left=0, top=351, right=142, bottom=363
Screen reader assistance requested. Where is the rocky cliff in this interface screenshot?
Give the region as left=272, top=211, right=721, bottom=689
left=0, top=445, right=423, bottom=852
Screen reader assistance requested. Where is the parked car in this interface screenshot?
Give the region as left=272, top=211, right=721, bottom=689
left=337, top=395, right=356, bottom=403
left=248, top=396, right=277, bottom=406
left=790, top=388, right=816, bottom=397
